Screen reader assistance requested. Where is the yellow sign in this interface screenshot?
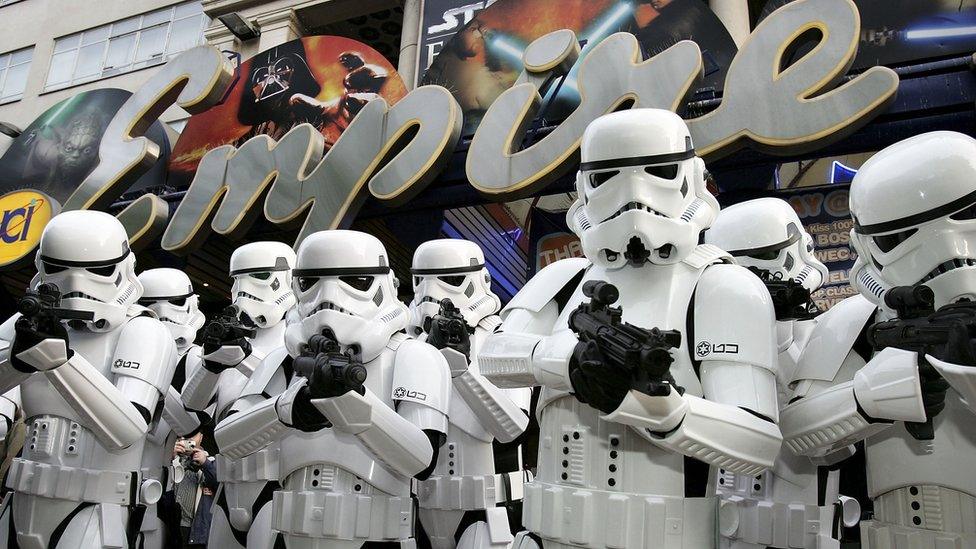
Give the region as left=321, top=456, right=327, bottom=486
left=0, top=191, right=57, bottom=267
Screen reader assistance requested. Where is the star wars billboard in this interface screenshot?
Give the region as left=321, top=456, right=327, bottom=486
left=168, top=36, right=407, bottom=190
left=420, top=0, right=737, bottom=135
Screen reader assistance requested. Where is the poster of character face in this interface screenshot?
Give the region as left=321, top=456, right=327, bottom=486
left=0, top=89, right=171, bottom=204
left=168, top=36, right=407, bottom=189
left=420, top=0, right=737, bottom=135
left=760, top=0, right=976, bottom=69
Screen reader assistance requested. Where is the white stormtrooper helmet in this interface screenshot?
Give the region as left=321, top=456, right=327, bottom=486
left=567, top=108, right=719, bottom=268
left=33, top=210, right=142, bottom=332
left=408, top=239, right=501, bottom=335
left=286, top=230, right=409, bottom=362
left=229, top=241, right=296, bottom=328
left=706, top=198, right=828, bottom=292
left=849, top=131, right=976, bottom=309
left=137, top=268, right=204, bottom=353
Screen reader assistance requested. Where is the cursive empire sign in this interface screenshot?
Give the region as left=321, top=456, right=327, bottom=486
left=56, top=0, right=895, bottom=256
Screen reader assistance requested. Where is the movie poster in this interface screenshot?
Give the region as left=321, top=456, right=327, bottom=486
left=0, top=89, right=171, bottom=204
left=528, top=185, right=857, bottom=310
left=420, top=0, right=738, bottom=135
left=168, top=36, right=407, bottom=189
left=417, top=0, right=499, bottom=84
left=760, top=0, right=976, bottom=69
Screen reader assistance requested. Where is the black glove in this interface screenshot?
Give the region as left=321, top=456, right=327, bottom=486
left=568, top=340, right=630, bottom=415
left=426, top=316, right=471, bottom=360
left=11, top=316, right=71, bottom=372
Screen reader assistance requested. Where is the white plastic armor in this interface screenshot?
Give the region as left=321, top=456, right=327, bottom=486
left=0, top=211, right=178, bottom=549
left=176, top=242, right=294, bottom=549
left=408, top=238, right=531, bottom=549
left=215, top=230, right=451, bottom=548
left=783, top=132, right=976, bottom=547
left=138, top=268, right=205, bottom=355
left=479, top=109, right=782, bottom=549
left=230, top=241, right=297, bottom=328
left=138, top=268, right=207, bottom=549
left=705, top=198, right=855, bottom=548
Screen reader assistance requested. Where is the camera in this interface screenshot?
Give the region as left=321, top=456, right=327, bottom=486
left=178, top=439, right=201, bottom=472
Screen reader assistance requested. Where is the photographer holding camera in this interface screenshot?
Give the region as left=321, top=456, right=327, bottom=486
left=170, top=434, right=217, bottom=548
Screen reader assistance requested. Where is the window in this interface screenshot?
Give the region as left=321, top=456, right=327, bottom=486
left=0, top=47, right=33, bottom=104
left=45, top=1, right=208, bottom=91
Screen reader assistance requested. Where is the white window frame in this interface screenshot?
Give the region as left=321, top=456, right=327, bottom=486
left=44, top=1, right=209, bottom=92
left=0, top=46, right=33, bottom=105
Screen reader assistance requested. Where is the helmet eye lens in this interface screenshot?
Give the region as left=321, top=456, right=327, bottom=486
left=339, top=275, right=374, bottom=292
left=950, top=203, right=976, bottom=221
left=438, top=275, right=466, bottom=287
left=86, top=265, right=116, bottom=277
left=750, top=250, right=780, bottom=261
left=644, top=164, right=679, bottom=179
left=297, top=277, right=318, bottom=292
left=873, top=229, right=917, bottom=253
left=43, top=261, right=68, bottom=274
left=168, top=297, right=187, bottom=306
left=589, top=170, right=619, bottom=189
left=250, top=272, right=272, bottom=280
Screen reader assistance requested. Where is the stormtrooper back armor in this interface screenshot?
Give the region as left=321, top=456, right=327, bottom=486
left=409, top=239, right=530, bottom=549
left=479, top=109, right=782, bottom=549
left=214, top=230, right=451, bottom=548
left=230, top=241, right=297, bottom=328
left=706, top=198, right=854, bottom=549
left=0, top=211, right=178, bottom=549
left=782, top=132, right=976, bottom=548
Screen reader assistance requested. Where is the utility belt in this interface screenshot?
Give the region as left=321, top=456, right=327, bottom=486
left=862, top=520, right=976, bottom=549
left=720, top=496, right=859, bottom=548
left=415, top=471, right=526, bottom=511
left=524, top=480, right=716, bottom=549
left=216, top=445, right=279, bottom=483
left=6, top=458, right=161, bottom=506
left=271, top=488, right=413, bottom=541
left=872, top=485, right=976, bottom=535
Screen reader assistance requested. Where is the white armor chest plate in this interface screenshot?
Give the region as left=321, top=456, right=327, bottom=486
left=19, top=325, right=143, bottom=472
left=536, top=262, right=705, bottom=497
left=866, top=390, right=976, bottom=499
left=277, top=347, right=409, bottom=496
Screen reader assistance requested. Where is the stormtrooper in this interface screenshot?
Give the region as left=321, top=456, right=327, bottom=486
left=705, top=198, right=858, bottom=549
left=478, top=109, right=783, bottom=549
left=136, top=268, right=208, bottom=549
left=408, top=239, right=531, bottom=549
left=180, top=240, right=296, bottom=549
left=0, top=210, right=178, bottom=549
left=781, top=131, right=976, bottom=548
left=215, top=229, right=451, bottom=548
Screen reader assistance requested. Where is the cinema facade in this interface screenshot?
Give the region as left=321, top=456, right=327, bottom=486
left=0, top=0, right=973, bottom=318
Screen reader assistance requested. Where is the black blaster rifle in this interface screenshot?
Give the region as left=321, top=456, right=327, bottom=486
left=748, top=268, right=820, bottom=321
left=17, top=283, right=94, bottom=328
left=293, top=329, right=368, bottom=393
left=866, top=285, right=976, bottom=440
left=426, top=298, right=471, bottom=357
left=202, top=305, right=257, bottom=347
left=568, top=280, right=683, bottom=397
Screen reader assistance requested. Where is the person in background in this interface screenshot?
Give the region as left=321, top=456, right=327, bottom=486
left=172, top=433, right=217, bottom=549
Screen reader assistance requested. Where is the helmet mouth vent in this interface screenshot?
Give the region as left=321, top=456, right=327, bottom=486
left=624, top=236, right=652, bottom=266
left=919, top=258, right=976, bottom=284
left=602, top=202, right=665, bottom=223
left=63, top=292, right=104, bottom=303
left=236, top=291, right=262, bottom=302
left=311, top=301, right=351, bottom=315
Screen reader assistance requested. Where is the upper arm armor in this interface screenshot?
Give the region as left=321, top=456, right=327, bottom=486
left=392, top=340, right=451, bottom=416
left=693, top=264, right=776, bottom=373
left=790, top=295, right=876, bottom=386
left=111, top=316, right=178, bottom=412
left=501, top=258, right=588, bottom=315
